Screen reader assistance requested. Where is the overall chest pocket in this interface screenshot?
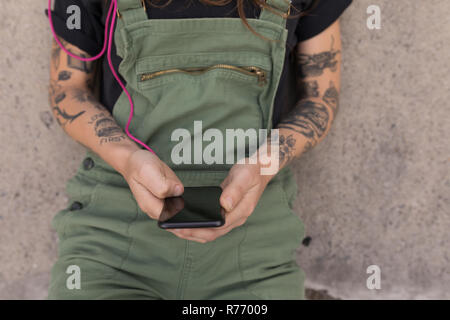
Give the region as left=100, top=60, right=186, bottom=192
left=132, top=51, right=273, bottom=171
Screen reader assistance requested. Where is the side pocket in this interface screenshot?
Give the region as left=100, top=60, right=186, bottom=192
left=275, top=181, right=305, bottom=245
left=237, top=180, right=305, bottom=299
left=61, top=183, right=99, bottom=239
left=52, top=174, right=97, bottom=240
left=57, top=179, right=139, bottom=279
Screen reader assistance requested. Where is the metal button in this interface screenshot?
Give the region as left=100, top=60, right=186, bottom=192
left=69, top=201, right=83, bottom=211
left=83, top=157, right=95, bottom=170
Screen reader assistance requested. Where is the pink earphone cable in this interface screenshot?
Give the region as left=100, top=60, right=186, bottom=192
left=48, top=0, right=155, bottom=154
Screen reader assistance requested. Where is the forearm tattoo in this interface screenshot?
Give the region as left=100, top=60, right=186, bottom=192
left=322, top=81, right=339, bottom=116
left=300, top=80, right=319, bottom=98
left=297, top=36, right=340, bottom=79
left=265, top=132, right=295, bottom=167
left=278, top=134, right=296, bottom=165
left=278, top=100, right=330, bottom=140
left=87, top=112, right=127, bottom=145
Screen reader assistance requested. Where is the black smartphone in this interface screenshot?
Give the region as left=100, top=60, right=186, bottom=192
left=158, top=186, right=225, bottom=229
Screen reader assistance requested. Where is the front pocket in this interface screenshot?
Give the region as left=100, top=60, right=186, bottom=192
left=128, top=52, right=273, bottom=172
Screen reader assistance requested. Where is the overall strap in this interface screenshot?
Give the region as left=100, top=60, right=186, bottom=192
left=116, top=0, right=148, bottom=26
left=258, top=0, right=291, bottom=28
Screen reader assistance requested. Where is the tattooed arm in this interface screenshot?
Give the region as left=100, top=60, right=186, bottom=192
left=274, top=19, right=342, bottom=169
left=48, top=37, right=140, bottom=175
left=49, top=37, right=184, bottom=220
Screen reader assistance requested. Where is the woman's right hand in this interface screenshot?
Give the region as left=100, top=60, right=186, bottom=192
left=121, top=149, right=184, bottom=220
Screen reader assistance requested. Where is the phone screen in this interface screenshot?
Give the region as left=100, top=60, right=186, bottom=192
left=158, top=186, right=225, bottom=229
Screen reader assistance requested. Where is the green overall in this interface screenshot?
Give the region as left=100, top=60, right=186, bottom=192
left=48, top=0, right=305, bottom=299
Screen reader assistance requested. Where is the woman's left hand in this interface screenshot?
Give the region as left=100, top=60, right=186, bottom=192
left=167, top=160, right=274, bottom=243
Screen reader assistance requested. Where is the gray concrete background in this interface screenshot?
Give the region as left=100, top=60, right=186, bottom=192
left=0, top=0, right=449, bottom=299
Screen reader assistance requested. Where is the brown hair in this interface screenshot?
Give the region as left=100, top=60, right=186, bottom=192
left=110, top=0, right=318, bottom=42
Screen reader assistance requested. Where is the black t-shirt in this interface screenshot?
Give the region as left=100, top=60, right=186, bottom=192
left=48, top=0, right=351, bottom=127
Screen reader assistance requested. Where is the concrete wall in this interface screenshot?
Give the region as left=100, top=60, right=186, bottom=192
left=0, top=0, right=449, bottom=299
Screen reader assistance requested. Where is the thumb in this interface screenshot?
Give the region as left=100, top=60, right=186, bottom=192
left=220, top=173, right=247, bottom=212
left=139, top=162, right=184, bottom=199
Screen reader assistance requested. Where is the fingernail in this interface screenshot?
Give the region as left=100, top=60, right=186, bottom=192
left=174, top=184, right=183, bottom=196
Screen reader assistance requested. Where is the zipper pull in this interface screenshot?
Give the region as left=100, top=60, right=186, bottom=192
left=255, top=69, right=267, bottom=86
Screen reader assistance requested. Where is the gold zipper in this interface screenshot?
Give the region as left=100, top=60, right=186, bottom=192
left=140, top=64, right=268, bottom=86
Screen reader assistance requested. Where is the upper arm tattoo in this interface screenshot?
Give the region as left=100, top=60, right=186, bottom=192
left=54, top=92, right=66, bottom=104
left=48, top=80, right=85, bottom=128
left=51, top=40, right=61, bottom=70
left=49, top=38, right=100, bottom=130
left=51, top=37, right=94, bottom=73
left=72, top=88, right=105, bottom=111
left=53, top=106, right=85, bottom=127
left=67, top=54, right=94, bottom=73
left=297, top=36, right=340, bottom=78
left=58, top=70, right=72, bottom=81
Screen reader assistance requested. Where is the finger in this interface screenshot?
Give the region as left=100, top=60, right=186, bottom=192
left=129, top=177, right=164, bottom=219
left=220, top=217, right=247, bottom=232
left=138, top=162, right=184, bottom=199
left=181, top=195, right=256, bottom=241
left=160, top=197, right=185, bottom=221
left=176, top=218, right=242, bottom=242
left=172, top=227, right=222, bottom=243
left=220, top=174, right=249, bottom=212
left=166, top=229, right=208, bottom=243
left=217, top=190, right=259, bottom=230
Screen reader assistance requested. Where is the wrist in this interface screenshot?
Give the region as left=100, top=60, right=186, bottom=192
left=249, top=148, right=280, bottom=186
left=260, top=170, right=276, bottom=187
left=102, top=139, right=141, bottom=177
